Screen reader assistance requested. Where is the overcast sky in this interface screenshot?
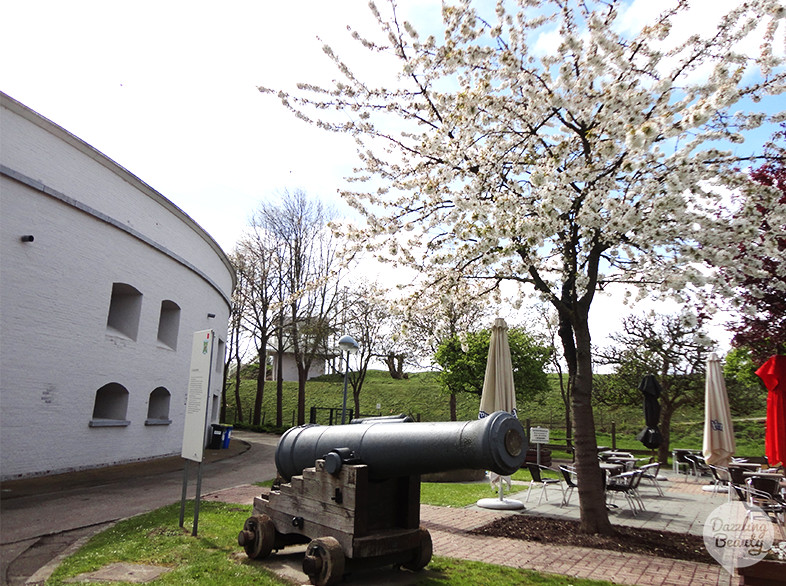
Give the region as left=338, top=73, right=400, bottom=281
left=3, top=0, right=780, bottom=353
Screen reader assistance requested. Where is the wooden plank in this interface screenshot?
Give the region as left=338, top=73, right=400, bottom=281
left=251, top=494, right=269, bottom=516
left=351, top=528, right=423, bottom=558
left=288, top=476, right=305, bottom=492
left=362, top=475, right=420, bottom=532
left=266, top=489, right=356, bottom=535
left=298, top=463, right=360, bottom=510
left=265, top=509, right=354, bottom=555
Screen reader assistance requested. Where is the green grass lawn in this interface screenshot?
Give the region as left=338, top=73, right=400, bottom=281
left=47, top=500, right=619, bottom=586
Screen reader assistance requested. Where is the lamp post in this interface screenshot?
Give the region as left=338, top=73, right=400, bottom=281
left=338, top=335, right=359, bottom=424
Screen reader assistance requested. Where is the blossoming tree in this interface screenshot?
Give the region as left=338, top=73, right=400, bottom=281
left=724, top=137, right=786, bottom=363
left=260, top=0, right=785, bottom=533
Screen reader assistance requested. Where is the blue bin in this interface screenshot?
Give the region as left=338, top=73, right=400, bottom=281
left=222, top=426, right=233, bottom=449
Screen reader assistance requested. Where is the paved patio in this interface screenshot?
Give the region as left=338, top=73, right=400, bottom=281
left=493, top=467, right=724, bottom=536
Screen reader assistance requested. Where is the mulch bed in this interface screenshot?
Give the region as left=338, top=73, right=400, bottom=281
left=469, top=514, right=715, bottom=564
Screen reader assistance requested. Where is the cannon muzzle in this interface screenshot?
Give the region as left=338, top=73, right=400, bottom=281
left=274, top=411, right=525, bottom=481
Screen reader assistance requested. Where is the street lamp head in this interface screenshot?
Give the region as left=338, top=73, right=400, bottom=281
left=338, top=335, right=359, bottom=354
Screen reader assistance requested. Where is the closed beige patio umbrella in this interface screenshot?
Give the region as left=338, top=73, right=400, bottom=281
left=702, top=352, right=736, bottom=467
left=477, top=318, right=524, bottom=510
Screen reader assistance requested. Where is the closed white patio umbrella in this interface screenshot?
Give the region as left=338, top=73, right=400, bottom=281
left=477, top=318, right=524, bottom=510
left=702, top=352, right=736, bottom=467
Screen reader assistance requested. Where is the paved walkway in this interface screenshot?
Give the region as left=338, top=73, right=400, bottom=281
left=211, top=469, right=733, bottom=586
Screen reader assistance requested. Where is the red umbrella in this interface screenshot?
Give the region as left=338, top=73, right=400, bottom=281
left=756, top=355, right=786, bottom=467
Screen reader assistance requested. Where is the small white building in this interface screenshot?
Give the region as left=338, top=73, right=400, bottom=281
left=0, top=92, right=236, bottom=480
left=268, top=345, right=332, bottom=382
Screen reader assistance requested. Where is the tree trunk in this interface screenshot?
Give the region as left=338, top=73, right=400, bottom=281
left=556, top=367, right=573, bottom=455
left=450, top=392, right=457, bottom=421
left=572, top=315, right=614, bottom=534
left=275, top=349, right=284, bottom=428
left=233, top=357, right=243, bottom=424
left=383, top=352, right=407, bottom=379
left=658, top=403, right=675, bottom=466
left=253, top=348, right=266, bottom=426
left=297, top=365, right=307, bottom=426
left=221, top=359, right=229, bottom=423
left=275, top=312, right=284, bottom=428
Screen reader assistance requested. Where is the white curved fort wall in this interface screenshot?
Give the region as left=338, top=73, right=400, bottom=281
left=0, top=92, right=236, bottom=479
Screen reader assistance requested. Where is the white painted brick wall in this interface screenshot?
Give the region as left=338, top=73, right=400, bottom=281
left=0, top=93, right=235, bottom=480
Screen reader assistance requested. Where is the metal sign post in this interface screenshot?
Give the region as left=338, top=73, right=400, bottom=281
left=179, top=330, right=215, bottom=536
left=529, top=426, right=550, bottom=466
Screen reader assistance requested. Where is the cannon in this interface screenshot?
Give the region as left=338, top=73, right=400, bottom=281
left=238, top=411, right=526, bottom=585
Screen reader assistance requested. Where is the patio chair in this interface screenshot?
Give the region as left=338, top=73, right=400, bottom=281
left=672, top=450, right=693, bottom=476
left=559, top=465, right=578, bottom=506
left=727, top=465, right=750, bottom=502
left=685, top=454, right=711, bottom=481
left=639, top=462, right=664, bottom=496
left=708, top=464, right=730, bottom=495
left=745, top=477, right=786, bottom=540
left=606, top=469, right=645, bottom=516
left=635, top=456, right=654, bottom=468
left=525, top=463, right=563, bottom=505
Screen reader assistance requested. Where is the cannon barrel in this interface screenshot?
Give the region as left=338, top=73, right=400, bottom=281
left=275, top=411, right=525, bottom=481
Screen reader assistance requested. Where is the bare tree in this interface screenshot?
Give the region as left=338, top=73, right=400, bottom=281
left=594, top=311, right=714, bottom=465
left=224, top=251, right=252, bottom=423
left=257, top=189, right=344, bottom=425
left=236, top=220, right=280, bottom=426
left=395, top=283, right=492, bottom=420
left=338, top=282, right=389, bottom=417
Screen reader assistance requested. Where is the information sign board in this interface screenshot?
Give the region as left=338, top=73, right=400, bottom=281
left=529, top=426, right=550, bottom=444
left=181, top=330, right=215, bottom=462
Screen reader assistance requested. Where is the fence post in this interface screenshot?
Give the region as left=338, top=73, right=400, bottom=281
left=525, top=418, right=531, bottom=446
left=611, top=421, right=616, bottom=450
left=309, top=406, right=316, bottom=425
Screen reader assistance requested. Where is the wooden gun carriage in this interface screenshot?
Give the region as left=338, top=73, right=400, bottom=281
left=238, top=411, right=526, bottom=585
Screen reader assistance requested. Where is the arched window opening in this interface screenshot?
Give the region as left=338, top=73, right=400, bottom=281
left=157, top=300, right=180, bottom=350
left=89, top=383, right=130, bottom=427
left=106, top=283, right=142, bottom=340
left=146, top=386, right=172, bottom=425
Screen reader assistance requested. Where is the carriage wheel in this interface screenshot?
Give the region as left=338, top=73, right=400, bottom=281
left=403, top=528, right=432, bottom=571
left=302, top=536, right=345, bottom=586
left=237, top=514, right=276, bottom=559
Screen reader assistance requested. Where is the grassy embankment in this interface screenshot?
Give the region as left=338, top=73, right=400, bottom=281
left=226, top=369, right=765, bottom=458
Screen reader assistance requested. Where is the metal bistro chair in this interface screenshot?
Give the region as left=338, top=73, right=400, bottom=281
left=684, top=454, right=712, bottom=482
left=708, top=464, right=731, bottom=496
left=727, top=465, right=751, bottom=502
left=559, top=465, right=578, bottom=506
left=672, top=450, right=694, bottom=476
left=526, top=464, right=563, bottom=505
left=606, top=469, right=646, bottom=516
left=745, top=476, right=786, bottom=540
left=638, top=462, right=664, bottom=497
